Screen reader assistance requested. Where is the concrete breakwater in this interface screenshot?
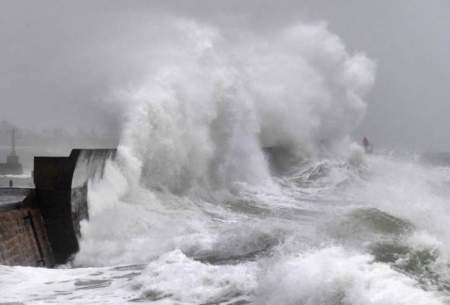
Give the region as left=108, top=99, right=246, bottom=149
left=0, top=149, right=115, bottom=267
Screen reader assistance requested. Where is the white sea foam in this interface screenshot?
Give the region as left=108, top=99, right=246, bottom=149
left=349, top=155, right=450, bottom=255
left=4, top=16, right=450, bottom=305
left=255, top=247, right=447, bottom=305
left=129, top=249, right=257, bottom=304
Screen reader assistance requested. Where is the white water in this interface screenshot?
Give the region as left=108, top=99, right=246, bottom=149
left=2, top=18, right=450, bottom=305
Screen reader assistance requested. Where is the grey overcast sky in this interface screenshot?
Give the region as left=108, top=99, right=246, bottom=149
left=1, top=0, right=449, bottom=152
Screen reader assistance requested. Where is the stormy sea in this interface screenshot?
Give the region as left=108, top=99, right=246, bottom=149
left=2, top=20, right=450, bottom=305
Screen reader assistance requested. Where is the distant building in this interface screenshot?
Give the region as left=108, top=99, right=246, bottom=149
left=0, top=128, right=23, bottom=175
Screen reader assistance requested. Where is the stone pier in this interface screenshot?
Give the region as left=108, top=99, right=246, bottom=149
left=0, top=149, right=115, bottom=267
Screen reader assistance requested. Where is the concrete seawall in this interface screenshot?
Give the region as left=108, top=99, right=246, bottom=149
left=0, top=195, right=53, bottom=266
left=0, top=149, right=115, bottom=267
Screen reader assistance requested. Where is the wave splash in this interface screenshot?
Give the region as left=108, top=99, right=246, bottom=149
left=4, top=17, right=450, bottom=305
left=70, top=18, right=450, bottom=305
left=72, top=18, right=450, bottom=305
left=113, top=18, right=375, bottom=196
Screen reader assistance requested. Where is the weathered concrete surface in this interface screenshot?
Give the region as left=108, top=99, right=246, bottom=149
left=0, top=148, right=115, bottom=267
left=0, top=201, right=53, bottom=267
left=33, top=151, right=81, bottom=264
left=34, top=149, right=115, bottom=264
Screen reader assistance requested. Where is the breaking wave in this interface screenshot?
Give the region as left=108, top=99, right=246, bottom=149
left=3, top=17, right=450, bottom=305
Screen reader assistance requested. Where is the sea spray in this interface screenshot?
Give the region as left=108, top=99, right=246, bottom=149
left=114, top=18, right=375, bottom=196
left=5, top=17, right=450, bottom=305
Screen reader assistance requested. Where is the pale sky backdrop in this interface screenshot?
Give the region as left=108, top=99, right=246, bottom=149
left=1, top=0, right=449, bottom=152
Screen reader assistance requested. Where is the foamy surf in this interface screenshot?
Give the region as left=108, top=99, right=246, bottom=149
left=2, top=17, right=450, bottom=305
left=2, top=155, right=450, bottom=304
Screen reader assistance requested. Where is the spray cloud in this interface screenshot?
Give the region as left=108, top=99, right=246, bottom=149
left=113, top=17, right=375, bottom=196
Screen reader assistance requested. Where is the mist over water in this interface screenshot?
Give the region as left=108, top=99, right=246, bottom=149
left=2, top=17, right=450, bottom=305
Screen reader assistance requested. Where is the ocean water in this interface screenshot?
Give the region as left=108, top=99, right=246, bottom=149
left=1, top=19, right=449, bottom=305
left=2, top=155, right=450, bottom=305
left=0, top=174, right=33, bottom=189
